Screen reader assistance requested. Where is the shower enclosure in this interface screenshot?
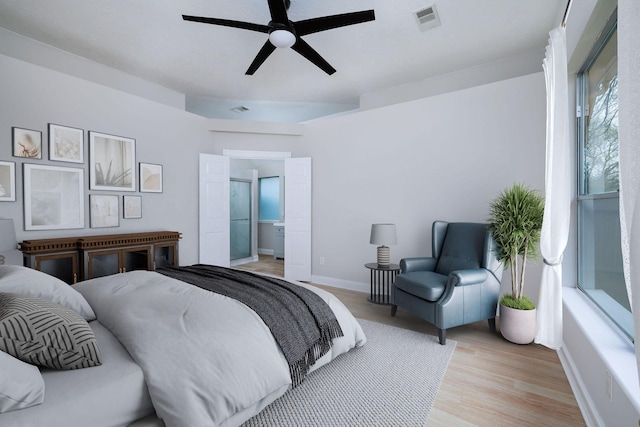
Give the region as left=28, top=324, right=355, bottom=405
left=230, top=179, right=251, bottom=260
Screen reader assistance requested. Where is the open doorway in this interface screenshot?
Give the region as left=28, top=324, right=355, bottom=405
left=234, top=255, right=284, bottom=277
left=199, top=151, right=311, bottom=282
left=230, top=158, right=284, bottom=268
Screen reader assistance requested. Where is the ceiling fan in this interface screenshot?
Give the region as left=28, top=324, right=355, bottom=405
left=182, top=0, right=375, bottom=75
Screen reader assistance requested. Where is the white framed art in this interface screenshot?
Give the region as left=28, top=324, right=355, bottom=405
left=49, top=123, right=84, bottom=163
left=0, top=161, right=16, bottom=202
left=12, top=127, right=42, bottom=159
left=139, top=162, right=163, bottom=193
left=89, top=131, right=136, bottom=191
left=123, top=195, right=142, bottom=219
left=90, top=194, right=119, bottom=228
left=23, top=164, right=84, bottom=230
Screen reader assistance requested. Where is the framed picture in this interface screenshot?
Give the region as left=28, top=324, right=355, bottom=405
left=12, top=127, right=42, bottom=159
left=123, top=195, right=142, bottom=219
left=90, top=194, right=119, bottom=228
left=0, top=161, right=16, bottom=202
left=89, top=131, right=136, bottom=191
left=49, top=124, right=84, bottom=163
left=139, top=162, right=163, bottom=193
left=23, top=164, right=84, bottom=230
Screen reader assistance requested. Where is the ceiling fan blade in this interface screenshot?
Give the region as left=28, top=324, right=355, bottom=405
left=267, top=0, right=289, bottom=24
left=245, top=41, right=277, bottom=75
left=291, top=38, right=336, bottom=75
left=182, top=15, right=269, bottom=33
left=295, top=10, right=375, bottom=36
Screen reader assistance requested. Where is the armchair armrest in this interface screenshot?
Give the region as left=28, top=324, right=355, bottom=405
left=400, top=257, right=437, bottom=273
left=448, top=269, right=488, bottom=287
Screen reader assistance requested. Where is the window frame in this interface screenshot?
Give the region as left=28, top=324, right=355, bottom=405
left=576, top=16, right=618, bottom=197
left=575, top=13, right=632, bottom=341
left=258, top=176, right=281, bottom=222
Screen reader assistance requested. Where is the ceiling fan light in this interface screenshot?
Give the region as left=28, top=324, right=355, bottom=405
left=269, top=29, right=296, bottom=48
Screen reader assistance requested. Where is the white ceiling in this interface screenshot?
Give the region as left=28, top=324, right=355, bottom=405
left=0, top=0, right=566, bottom=122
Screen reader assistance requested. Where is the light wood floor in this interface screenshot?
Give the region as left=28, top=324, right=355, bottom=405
left=236, top=256, right=586, bottom=427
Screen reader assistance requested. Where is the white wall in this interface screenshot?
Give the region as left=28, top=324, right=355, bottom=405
left=210, top=73, right=547, bottom=295
left=313, top=73, right=546, bottom=289
left=0, top=53, right=216, bottom=264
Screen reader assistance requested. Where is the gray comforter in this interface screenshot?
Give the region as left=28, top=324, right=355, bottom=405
left=73, top=270, right=366, bottom=427
left=156, top=264, right=344, bottom=387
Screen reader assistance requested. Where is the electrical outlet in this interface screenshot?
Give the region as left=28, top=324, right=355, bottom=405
left=606, top=370, right=613, bottom=403
left=319, top=257, right=325, bottom=266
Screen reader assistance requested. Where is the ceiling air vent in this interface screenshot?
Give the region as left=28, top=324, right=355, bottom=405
left=414, top=4, right=441, bottom=31
left=230, top=105, right=250, bottom=113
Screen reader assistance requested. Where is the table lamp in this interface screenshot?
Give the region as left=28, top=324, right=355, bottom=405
left=370, top=224, right=397, bottom=267
left=0, top=218, right=20, bottom=265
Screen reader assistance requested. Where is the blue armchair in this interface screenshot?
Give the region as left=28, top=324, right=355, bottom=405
left=391, top=221, right=503, bottom=344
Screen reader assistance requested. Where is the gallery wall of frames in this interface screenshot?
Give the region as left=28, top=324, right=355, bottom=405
left=0, top=123, right=164, bottom=230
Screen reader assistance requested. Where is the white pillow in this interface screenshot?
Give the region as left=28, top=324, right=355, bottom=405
left=0, top=350, right=45, bottom=413
left=0, top=265, right=95, bottom=321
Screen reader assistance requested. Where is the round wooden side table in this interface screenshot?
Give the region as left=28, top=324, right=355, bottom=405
left=365, top=262, right=400, bottom=305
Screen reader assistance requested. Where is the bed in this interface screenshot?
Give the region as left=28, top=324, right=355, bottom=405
left=0, top=264, right=366, bottom=427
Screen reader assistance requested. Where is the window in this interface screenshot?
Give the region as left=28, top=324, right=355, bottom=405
left=576, top=18, right=633, bottom=339
left=259, top=176, right=280, bottom=221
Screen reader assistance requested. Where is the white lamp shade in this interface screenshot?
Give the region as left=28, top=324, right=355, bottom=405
left=0, top=219, right=17, bottom=252
left=269, top=30, right=296, bottom=48
left=369, top=224, right=397, bottom=245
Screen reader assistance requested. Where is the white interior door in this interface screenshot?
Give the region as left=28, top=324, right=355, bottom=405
left=284, top=157, right=312, bottom=281
left=199, top=153, right=230, bottom=267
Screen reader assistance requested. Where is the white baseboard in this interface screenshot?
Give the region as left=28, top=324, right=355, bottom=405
left=310, top=274, right=369, bottom=294
left=557, top=344, right=602, bottom=427
left=230, top=255, right=259, bottom=266
left=258, top=248, right=274, bottom=256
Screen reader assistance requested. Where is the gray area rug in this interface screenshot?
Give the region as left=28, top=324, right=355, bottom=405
left=243, top=319, right=456, bottom=427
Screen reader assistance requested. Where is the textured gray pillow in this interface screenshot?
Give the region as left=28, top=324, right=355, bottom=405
left=0, top=293, right=102, bottom=370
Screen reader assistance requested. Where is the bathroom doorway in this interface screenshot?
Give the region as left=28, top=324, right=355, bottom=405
left=230, top=158, right=283, bottom=266
left=199, top=151, right=311, bottom=281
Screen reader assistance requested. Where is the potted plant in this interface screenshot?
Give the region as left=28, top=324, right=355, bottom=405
left=488, top=183, right=544, bottom=344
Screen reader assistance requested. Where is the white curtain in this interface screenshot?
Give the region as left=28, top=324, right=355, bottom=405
left=618, top=0, right=640, bottom=383
left=535, top=26, right=571, bottom=349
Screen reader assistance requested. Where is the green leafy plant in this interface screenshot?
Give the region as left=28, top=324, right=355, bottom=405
left=488, top=183, right=544, bottom=310
left=500, top=294, right=536, bottom=311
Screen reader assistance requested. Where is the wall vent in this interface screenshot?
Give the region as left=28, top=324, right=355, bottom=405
left=230, top=105, right=250, bottom=113
left=414, top=4, right=441, bottom=31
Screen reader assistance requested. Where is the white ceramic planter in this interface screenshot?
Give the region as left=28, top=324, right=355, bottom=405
left=499, top=304, right=537, bottom=344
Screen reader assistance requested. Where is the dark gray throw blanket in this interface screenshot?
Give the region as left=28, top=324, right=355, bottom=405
left=156, top=264, right=343, bottom=387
